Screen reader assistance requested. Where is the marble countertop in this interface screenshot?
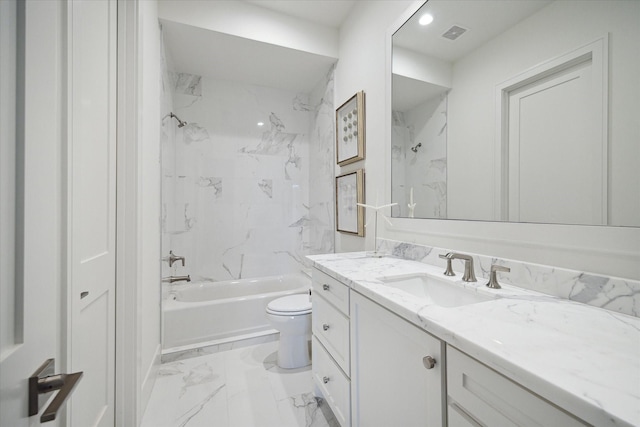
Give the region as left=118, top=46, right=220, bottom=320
left=308, top=252, right=640, bottom=427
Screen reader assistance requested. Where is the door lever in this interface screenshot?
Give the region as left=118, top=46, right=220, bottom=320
left=29, top=359, right=83, bottom=422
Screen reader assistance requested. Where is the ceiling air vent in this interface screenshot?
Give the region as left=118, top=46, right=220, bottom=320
left=442, top=25, right=468, bottom=41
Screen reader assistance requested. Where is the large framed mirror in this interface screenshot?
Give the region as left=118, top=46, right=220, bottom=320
left=391, top=0, right=639, bottom=227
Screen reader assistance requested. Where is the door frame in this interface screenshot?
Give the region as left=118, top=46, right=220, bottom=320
left=114, top=0, right=142, bottom=425
left=494, top=35, right=609, bottom=222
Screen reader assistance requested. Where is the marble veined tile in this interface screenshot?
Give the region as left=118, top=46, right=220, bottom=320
left=277, top=393, right=340, bottom=427
left=142, top=341, right=337, bottom=427
left=182, top=123, right=210, bottom=145
left=377, top=238, right=640, bottom=317
left=163, top=70, right=333, bottom=289
left=142, top=354, right=227, bottom=427
left=173, top=72, right=202, bottom=96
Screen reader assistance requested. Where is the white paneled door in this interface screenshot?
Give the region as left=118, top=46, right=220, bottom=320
left=0, top=1, right=64, bottom=425
left=0, top=1, right=117, bottom=426
left=66, top=0, right=117, bottom=426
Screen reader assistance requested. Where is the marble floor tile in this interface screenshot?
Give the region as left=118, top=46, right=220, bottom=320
left=277, top=392, right=340, bottom=427
left=141, top=341, right=337, bottom=427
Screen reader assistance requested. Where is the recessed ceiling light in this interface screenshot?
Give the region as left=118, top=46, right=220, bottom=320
left=257, top=122, right=264, bottom=127
left=419, top=13, right=434, bottom=26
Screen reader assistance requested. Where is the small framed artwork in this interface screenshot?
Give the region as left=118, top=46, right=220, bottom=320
left=336, top=91, right=365, bottom=165
left=336, top=169, right=365, bottom=236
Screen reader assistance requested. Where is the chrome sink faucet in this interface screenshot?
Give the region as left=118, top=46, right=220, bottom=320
left=448, top=253, right=477, bottom=282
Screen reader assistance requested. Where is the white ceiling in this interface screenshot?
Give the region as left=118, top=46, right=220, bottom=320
left=394, top=0, right=552, bottom=62
left=244, top=0, right=357, bottom=28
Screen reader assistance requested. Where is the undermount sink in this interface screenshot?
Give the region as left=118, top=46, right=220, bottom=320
left=378, top=273, right=497, bottom=308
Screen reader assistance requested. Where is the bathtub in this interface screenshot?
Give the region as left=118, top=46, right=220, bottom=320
left=163, top=273, right=310, bottom=350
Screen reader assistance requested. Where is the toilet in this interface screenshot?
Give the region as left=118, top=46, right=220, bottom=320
left=265, top=294, right=312, bottom=369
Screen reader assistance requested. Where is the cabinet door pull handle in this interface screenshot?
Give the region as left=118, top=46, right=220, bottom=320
left=322, top=284, right=330, bottom=291
left=323, top=376, right=330, bottom=384
left=423, top=355, right=436, bottom=369
left=323, top=323, right=330, bottom=331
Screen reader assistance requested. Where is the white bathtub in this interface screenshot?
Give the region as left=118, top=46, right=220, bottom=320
left=163, top=273, right=310, bottom=349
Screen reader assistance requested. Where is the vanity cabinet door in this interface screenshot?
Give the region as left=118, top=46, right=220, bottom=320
left=350, top=291, right=445, bottom=427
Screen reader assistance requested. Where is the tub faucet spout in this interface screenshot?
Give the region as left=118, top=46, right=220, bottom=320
left=162, top=275, right=191, bottom=283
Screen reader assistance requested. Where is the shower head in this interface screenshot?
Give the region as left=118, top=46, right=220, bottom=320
left=168, top=112, right=187, bottom=128
left=411, top=142, right=422, bottom=153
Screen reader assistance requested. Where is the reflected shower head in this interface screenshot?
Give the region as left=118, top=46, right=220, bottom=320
left=168, top=112, right=187, bottom=128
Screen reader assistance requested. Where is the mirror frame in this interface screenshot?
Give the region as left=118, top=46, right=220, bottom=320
left=382, top=0, right=640, bottom=281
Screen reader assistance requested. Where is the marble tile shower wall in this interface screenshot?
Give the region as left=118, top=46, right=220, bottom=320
left=377, top=238, right=640, bottom=318
left=162, top=69, right=335, bottom=281
left=391, top=93, right=448, bottom=219
left=307, top=67, right=336, bottom=256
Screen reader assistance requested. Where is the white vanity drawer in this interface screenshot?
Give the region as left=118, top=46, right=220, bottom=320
left=313, top=336, right=350, bottom=427
left=447, top=346, right=587, bottom=427
left=313, top=292, right=350, bottom=375
left=312, top=268, right=349, bottom=315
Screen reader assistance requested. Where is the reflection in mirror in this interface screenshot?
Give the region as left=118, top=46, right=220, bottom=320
left=391, top=0, right=640, bottom=226
left=392, top=76, right=449, bottom=218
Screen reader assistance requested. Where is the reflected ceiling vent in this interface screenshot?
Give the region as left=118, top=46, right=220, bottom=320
left=442, top=25, right=468, bottom=41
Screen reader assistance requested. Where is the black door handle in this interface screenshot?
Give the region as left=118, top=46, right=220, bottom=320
left=29, top=358, right=83, bottom=422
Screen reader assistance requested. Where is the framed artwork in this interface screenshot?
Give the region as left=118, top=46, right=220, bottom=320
left=336, top=169, right=365, bottom=236
left=336, top=91, right=365, bottom=165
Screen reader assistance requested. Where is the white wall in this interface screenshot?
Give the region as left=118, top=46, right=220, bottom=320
left=446, top=0, right=640, bottom=225
left=336, top=0, right=640, bottom=281
left=138, top=0, right=162, bottom=417
left=335, top=0, right=415, bottom=253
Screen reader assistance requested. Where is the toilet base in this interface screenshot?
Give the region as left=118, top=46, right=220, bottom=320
left=276, top=333, right=311, bottom=369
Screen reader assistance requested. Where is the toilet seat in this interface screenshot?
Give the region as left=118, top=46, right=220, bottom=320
left=266, top=294, right=311, bottom=316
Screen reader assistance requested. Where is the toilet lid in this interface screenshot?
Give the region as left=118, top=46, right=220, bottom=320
left=267, top=294, right=311, bottom=314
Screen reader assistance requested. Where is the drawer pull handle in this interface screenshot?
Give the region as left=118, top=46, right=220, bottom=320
left=423, top=355, right=436, bottom=370
left=322, top=323, right=330, bottom=331
left=322, top=284, right=330, bottom=291
left=323, top=376, right=330, bottom=384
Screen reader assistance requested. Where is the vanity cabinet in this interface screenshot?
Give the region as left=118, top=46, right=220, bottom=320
left=312, top=268, right=351, bottom=427
left=447, top=345, right=587, bottom=427
left=350, top=291, right=445, bottom=427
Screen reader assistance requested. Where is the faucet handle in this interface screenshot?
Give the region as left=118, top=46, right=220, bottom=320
left=439, top=253, right=455, bottom=276
left=164, top=250, right=186, bottom=267
left=491, top=265, right=510, bottom=273
left=486, top=264, right=510, bottom=289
